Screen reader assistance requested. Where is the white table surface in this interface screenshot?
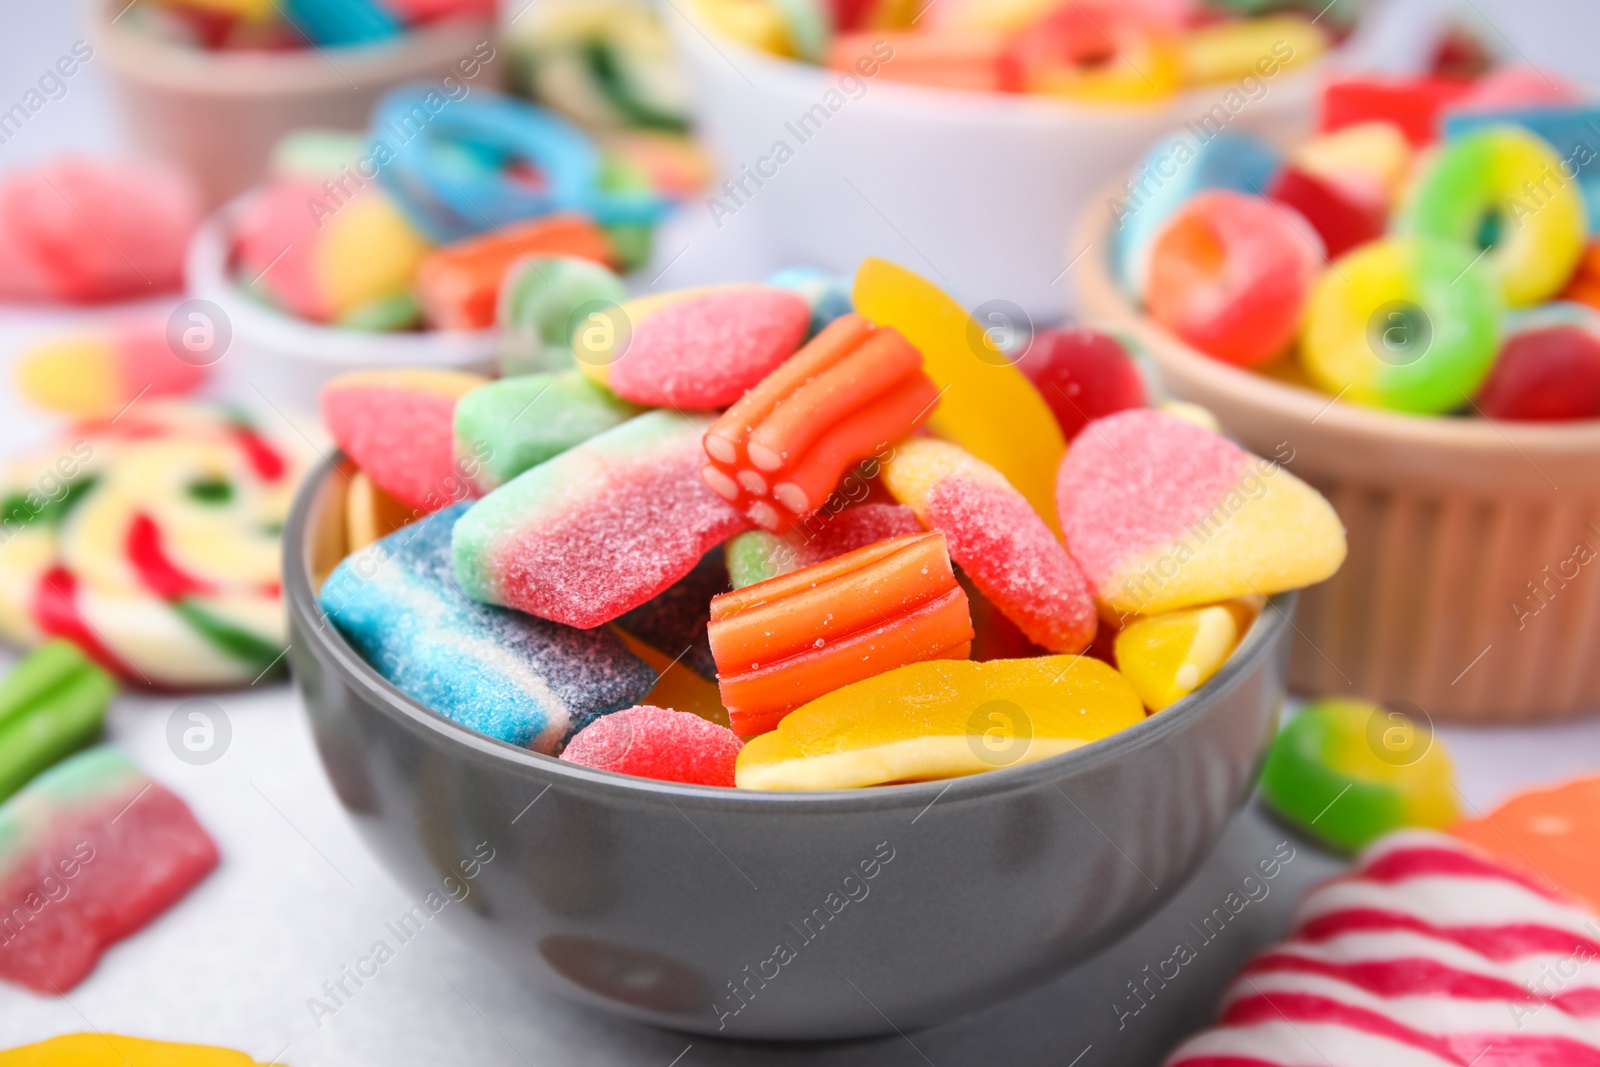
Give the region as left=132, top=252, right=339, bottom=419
left=3, top=2, right=1600, bottom=1065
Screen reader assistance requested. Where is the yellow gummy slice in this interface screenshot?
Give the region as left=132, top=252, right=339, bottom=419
left=317, top=193, right=431, bottom=321
left=852, top=259, right=1067, bottom=536
left=1321, top=698, right=1460, bottom=830
left=614, top=629, right=731, bottom=728
left=16, top=337, right=118, bottom=419
left=1114, top=602, right=1249, bottom=712
left=0, top=1033, right=276, bottom=1066
left=346, top=470, right=417, bottom=552
left=736, top=656, right=1143, bottom=790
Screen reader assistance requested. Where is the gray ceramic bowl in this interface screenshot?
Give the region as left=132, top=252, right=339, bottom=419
left=285, top=458, right=1294, bottom=1041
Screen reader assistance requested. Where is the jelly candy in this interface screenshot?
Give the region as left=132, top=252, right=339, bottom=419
left=700, top=313, right=938, bottom=531
left=1259, top=699, right=1458, bottom=852
left=735, top=655, right=1143, bottom=790
left=853, top=258, right=1066, bottom=534
left=923, top=0, right=1058, bottom=32
left=708, top=531, right=973, bottom=738
left=1319, top=75, right=1473, bottom=146
left=1057, top=409, right=1345, bottom=616
left=1405, top=126, right=1587, bottom=308
left=345, top=471, right=414, bottom=552
left=578, top=285, right=811, bottom=409
left=1267, top=164, right=1387, bottom=260
left=614, top=631, right=730, bottom=728
left=1565, top=241, right=1600, bottom=310
left=417, top=215, right=614, bottom=331
left=1159, top=399, right=1220, bottom=431
left=957, top=570, right=1044, bottom=662
left=0, top=746, right=218, bottom=993
left=16, top=320, right=209, bottom=421
left=322, top=504, right=655, bottom=750
left=1179, top=16, right=1323, bottom=86
left=560, top=706, right=743, bottom=786
left=1147, top=190, right=1321, bottom=367
left=826, top=0, right=919, bottom=32
left=999, top=4, right=1182, bottom=102
left=322, top=370, right=489, bottom=513
left=1291, top=121, right=1413, bottom=211
left=0, top=641, right=115, bottom=805
left=831, top=30, right=1005, bottom=93
left=453, top=372, right=640, bottom=494
left=498, top=255, right=628, bottom=375
left=281, top=0, right=400, bottom=45
left=766, top=266, right=854, bottom=339
left=1476, top=305, right=1600, bottom=421
left=1443, top=103, right=1600, bottom=236
left=1016, top=327, right=1148, bottom=441
left=882, top=439, right=1097, bottom=654
left=725, top=502, right=923, bottom=588
left=1165, top=832, right=1600, bottom=1067
left=1452, top=775, right=1600, bottom=916
left=453, top=411, right=751, bottom=629
left=0, top=1033, right=276, bottom=1066
left=699, top=0, right=800, bottom=57
left=1300, top=236, right=1502, bottom=413
left=1113, top=602, right=1252, bottom=712
left=613, top=548, right=726, bottom=681
left=0, top=156, right=200, bottom=304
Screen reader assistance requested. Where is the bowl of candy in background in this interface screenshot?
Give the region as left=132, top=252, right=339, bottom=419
left=1077, top=62, right=1600, bottom=721
left=663, top=0, right=1367, bottom=320
left=280, top=247, right=1353, bottom=1037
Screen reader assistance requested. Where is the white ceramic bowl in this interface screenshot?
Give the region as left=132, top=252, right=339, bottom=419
left=665, top=4, right=1325, bottom=320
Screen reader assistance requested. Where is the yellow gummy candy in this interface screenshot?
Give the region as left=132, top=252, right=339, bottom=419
left=852, top=259, right=1067, bottom=536
left=736, top=656, right=1144, bottom=790
left=16, top=337, right=118, bottom=419
left=317, top=192, right=431, bottom=321
left=1292, top=121, right=1413, bottom=207
left=0, top=1034, right=277, bottom=1066
left=1114, top=602, right=1254, bottom=712
left=1319, top=698, right=1459, bottom=830
left=1180, top=16, right=1325, bottom=86
left=694, top=0, right=795, bottom=56
left=615, top=629, right=731, bottom=728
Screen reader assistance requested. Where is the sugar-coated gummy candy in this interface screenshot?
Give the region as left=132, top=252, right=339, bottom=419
left=1147, top=190, right=1322, bottom=367
left=345, top=471, right=415, bottom=552
left=322, top=504, right=656, bottom=750
left=0, top=640, right=115, bottom=805
left=1016, top=327, right=1147, bottom=441
left=452, top=372, right=640, bottom=494
left=701, top=313, right=939, bottom=531
left=0, top=1033, right=276, bottom=1066
left=709, top=531, right=973, bottom=738
left=853, top=258, right=1067, bottom=535
left=957, top=569, right=1044, bottom=662
left=1259, top=699, right=1458, bottom=852
left=1057, top=409, right=1346, bottom=617
left=1300, top=236, right=1502, bottom=413
left=1476, top=304, right=1600, bottom=421
left=498, top=255, right=628, bottom=375
left=1452, top=775, right=1600, bottom=916
left=322, top=369, right=489, bottom=513
left=1319, top=75, right=1473, bottom=146
left=766, top=266, right=854, bottom=339
left=613, top=547, right=726, bottom=681
left=882, top=438, right=1097, bottom=654
left=725, top=502, right=923, bottom=588
left=0, top=156, right=200, bottom=305
left=560, top=706, right=743, bottom=786
left=1404, top=126, right=1587, bottom=308
left=1000, top=4, right=1181, bottom=102
left=735, top=655, right=1144, bottom=790
left=578, top=285, right=811, bottom=409
left=417, top=215, right=615, bottom=331
left=1267, top=164, right=1387, bottom=260
left=0, top=746, right=218, bottom=994
left=16, top=320, right=209, bottom=420
left=1113, top=602, right=1251, bottom=712
left=453, top=410, right=751, bottom=629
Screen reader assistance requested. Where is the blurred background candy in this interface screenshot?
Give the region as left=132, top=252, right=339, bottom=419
left=15, top=320, right=210, bottom=420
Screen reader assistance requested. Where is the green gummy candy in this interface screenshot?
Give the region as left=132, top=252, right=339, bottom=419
left=498, top=255, right=627, bottom=376
left=726, top=530, right=795, bottom=589
left=337, top=291, right=423, bottom=333
left=599, top=154, right=656, bottom=273
left=454, top=372, right=641, bottom=492
left=0, top=640, right=116, bottom=804
left=270, top=128, right=369, bottom=179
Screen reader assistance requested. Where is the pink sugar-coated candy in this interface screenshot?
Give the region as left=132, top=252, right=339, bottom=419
left=321, top=370, right=489, bottom=513
left=600, top=287, right=811, bottom=409
left=882, top=439, right=1097, bottom=654
left=0, top=156, right=199, bottom=304
left=1476, top=325, right=1600, bottom=421
left=1017, top=328, right=1148, bottom=441
left=560, top=706, right=743, bottom=787
left=1146, top=190, right=1322, bottom=367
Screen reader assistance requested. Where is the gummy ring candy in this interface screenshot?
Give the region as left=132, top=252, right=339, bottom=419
left=1405, top=126, right=1587, bottom=308
left=999, top=3, right=1182, bottom=103
left=1300, top=236, right=1502, bottom=413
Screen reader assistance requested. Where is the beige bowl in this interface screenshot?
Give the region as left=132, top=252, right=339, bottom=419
left=90, top=0, right=497, bottom=207
left=1076, top=194, right=1600, bottom=723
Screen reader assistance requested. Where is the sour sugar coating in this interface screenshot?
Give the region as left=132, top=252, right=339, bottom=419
left=702, top=313, right=939, bottom=531
left=576, top=284, right=811, bottom=409
left=736, top=655, right=1144, bottom=790
left=452, top=410, right=752, bottom=629
left=725, top=502, right=923, bottom=588
left=452, top=372, right=640, bottom=494
left=322, top=504, right=656, bottom=751
left=708, top=531, right=973, bottom=739
left=16, top=319, right=209, bottom=421
left=0, top=640, right=116, bottom=804
left=560, top=706, right=743, bottom=787
left=1015, top=327, right=1147, bottom=441
left=613, top=547, right=727, bottom=681
left=0, top=1034, right=276, bottom=1066
left=882, top=439, right=1096, bottom=654
left=0, top=746, right=218, bottom=994
left=1057, top=409, right=1346, bottom=616
left=321, top=369, right=488, bottom=513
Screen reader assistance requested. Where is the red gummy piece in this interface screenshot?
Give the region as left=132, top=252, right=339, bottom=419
left=1017, top=328, right=1147, bottom=441
left=1477, top=326, right=1600, bottom=422
left=0, top=782, right=218, bottom=993
left=703, top=314, right=939, bottom=531
left=1319, top=76, right=1473, bottom=147
left=791, top=503, right=924, bottom=560
left=1268, top=165, right=1387, bottom=260
left=560, top=706, right=743, bottom=787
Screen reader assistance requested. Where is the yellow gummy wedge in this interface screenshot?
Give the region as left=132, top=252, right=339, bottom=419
left=317, top=193, right=431, bottom=320
left=0, top=1033, right=277, bottom=1066
left=1114, top=602, right=1251, bottom=712
left=852, top=258, right=1067, bottom=536
left=736, top=656, right=1143, bottom=790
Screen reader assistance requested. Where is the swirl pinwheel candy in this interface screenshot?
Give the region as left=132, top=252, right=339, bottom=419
left=1057, top=409, right=1346, bottom=616
left=561, top=706, right=743, bottom=786
left=322, top=504, right=656, bottom=750
left=1114, top=601, right=1254, bottom=712
left=725, top=502, right=923, bottom=588
left=16, top=319, right=209, bottom=421
left=453, top=411, right=751, bottom=629
left=0, top=1034, right=276, bottom=1067
left=701, top=312, right=938, bottom=531
left=708, top=531, right=973, bottom=738
left=736, top=655, right=1144, bottom=790
left=882, top=438, right=1097, bottom=654
left=452, top=372, right=640, bottom=494
left=0, top=641, right=115, bottom=805
left=0, top=747, right=218, bottom=994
